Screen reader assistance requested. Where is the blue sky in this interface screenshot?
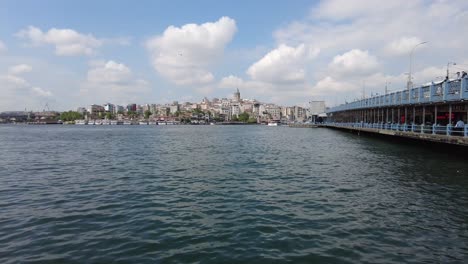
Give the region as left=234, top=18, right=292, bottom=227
left=1, top=0, right=468, bottom=111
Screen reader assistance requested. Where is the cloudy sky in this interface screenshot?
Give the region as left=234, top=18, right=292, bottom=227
left=1, top=0, right=468, bottom=111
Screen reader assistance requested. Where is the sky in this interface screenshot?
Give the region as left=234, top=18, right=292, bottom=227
left=1, top=0, right=468, bottom=111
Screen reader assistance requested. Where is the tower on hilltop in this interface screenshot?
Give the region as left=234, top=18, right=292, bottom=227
left=233, top=88, right=241, bottom=102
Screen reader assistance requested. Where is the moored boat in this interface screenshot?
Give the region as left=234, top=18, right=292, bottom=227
left=75, top=119, right=87, bottom=125
left=267, top=121, right=279, bottom=126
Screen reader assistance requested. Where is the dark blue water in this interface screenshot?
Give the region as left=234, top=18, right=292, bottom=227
left=0, top=125, right=467, bottom=263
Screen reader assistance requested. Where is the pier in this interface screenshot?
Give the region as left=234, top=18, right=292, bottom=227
left=319, top=123, right=468, bottom=147
left=325, top=76, right=468, bottom=146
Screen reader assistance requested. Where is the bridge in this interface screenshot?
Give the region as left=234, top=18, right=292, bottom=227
left=323, top=76, right=468, bottom=146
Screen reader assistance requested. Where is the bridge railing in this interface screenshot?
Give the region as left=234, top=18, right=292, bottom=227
left=324, top=122, right=468, bottom=137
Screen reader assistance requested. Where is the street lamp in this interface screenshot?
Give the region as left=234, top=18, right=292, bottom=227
left=407, top=41, right=427, bottom=90
left=385, top=81, right=391, bottom=94
left=446, top=61, right=456, bottom=79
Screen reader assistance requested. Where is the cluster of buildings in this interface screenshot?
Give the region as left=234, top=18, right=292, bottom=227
left=77, top=89, right=327, bottom=123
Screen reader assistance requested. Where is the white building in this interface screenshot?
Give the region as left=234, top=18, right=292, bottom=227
left=294, top=106, right=306, bottom=122
left=170, top=101, right=179, bottom=114
left=104, top=103, right=115, bottom=113
left=114, top=105, right=125, bottom=114
left=309, top=101, right=326, bottom=122
left=309, top=101, right=326, bottom=115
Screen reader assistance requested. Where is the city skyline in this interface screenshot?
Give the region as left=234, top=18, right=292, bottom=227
left=1, top=0, right=468, bottom=112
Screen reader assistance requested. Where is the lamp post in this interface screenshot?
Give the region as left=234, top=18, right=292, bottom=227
left=407, top=41, right=427, bottom=90
left=446, top=61, right=456, bottom=79
left=385, top=81, right=391, bottom=95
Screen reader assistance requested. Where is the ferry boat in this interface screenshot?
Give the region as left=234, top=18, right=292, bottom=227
left=88, top=120, right=95, bottom=125
left=123, top=120, right=132, bottom=125
left=139, top=121, right=148, bottom=125
left=148, top=121, right=157, bottom=125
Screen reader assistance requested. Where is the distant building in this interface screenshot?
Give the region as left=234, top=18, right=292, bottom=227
left=127, top=104, right=137, bottom=112
left=231, top=104, right=241, bottom=117
left=76, top=107, right=87, bottom=114
left=88, top=104, right=105, bottom=117
left=114, top=105, right=125, bottom=114
left=261, top=104, right=281, bottom=120
left=170, top=101, right=179, bottom=114
left=233, top=88, right=241, bottom=102
left=142, top=104, right=151, bottom=113
left=309, top=101, right=326, bottom=115
left=104, top=103, right=114, bottom=113
left=309, top=101, right=326, bottom=122
left=293, top=106, right=306, bottom=122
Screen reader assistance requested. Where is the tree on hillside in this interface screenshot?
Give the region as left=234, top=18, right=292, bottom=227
left=238, top=112, right=249, bottom=122
left=127, top=111, right=138, bottom=119
left=105, top=112, right=114, bottom=120
left=144, top=110, right=152, bottom=119
left=60, top=111, right=83, bottom=121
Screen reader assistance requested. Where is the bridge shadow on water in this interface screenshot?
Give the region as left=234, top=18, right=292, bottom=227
left=326, top=127, right=468, bottom=158
left=324, top=128, right=468, bottom=186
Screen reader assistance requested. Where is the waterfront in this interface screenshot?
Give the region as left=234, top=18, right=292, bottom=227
left=1, top=125, right=467, bottom=263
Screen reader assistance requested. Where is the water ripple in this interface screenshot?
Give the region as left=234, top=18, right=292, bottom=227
left=0, top=125, right=467, bottom=263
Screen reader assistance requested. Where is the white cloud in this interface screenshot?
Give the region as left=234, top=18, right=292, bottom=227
left=0, top=66, right=53, bottom=111
left=0, top=40, right=6, bottom=53
left=16, top=26, right=102, bottom=56
left=384, top=37, right=425, bottom=56
left=32, top=86, right=53, bottom=97
left=219, top=75, right=245, bottom=88
left=146, top=16, right=237, bottom=85
left=87, top=60, right=132, bottom=84
left=0, top=74, right=30, bottom=88
left=81, top=60, right=150, bottom=104
left=272, top=0, right=468, bottom=105
left=310, top=0, right=415, bottom=21
left=329, top=49, right=379, bottom=75
left=247, top=44, right=319, bottom=84
left=8, top=64, right=33, bottom=75
left=217, top=44, right=320, bottom=103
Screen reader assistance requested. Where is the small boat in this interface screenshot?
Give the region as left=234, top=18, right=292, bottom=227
left=123, top=120, right=131, bottom=125
left=88, top=120, right=95, bottom=125
left=148, top=121, right=157, bottom=125
left=139, top=121, right=148, bottom=125
left=267, top=121, right=279, bottom=126
left=75, top=119, right=87, bottom=125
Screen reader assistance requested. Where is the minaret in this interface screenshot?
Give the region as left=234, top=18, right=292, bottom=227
left=234, top=88, right=241, bottom=102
